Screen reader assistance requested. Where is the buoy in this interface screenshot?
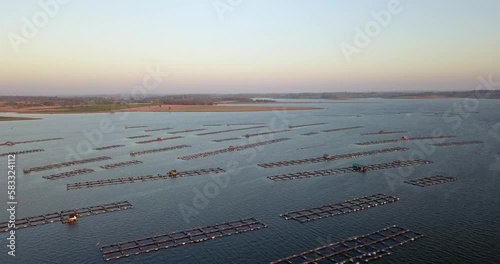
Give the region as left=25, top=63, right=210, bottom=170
left=402, top=136, right=409, bottom=140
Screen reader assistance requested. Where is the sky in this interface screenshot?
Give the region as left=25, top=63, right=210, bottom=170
left=0, top=0, right=499, bottom=95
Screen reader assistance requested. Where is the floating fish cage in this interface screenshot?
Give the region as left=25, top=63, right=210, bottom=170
left=280, top=194, right=399, bottom=223
left=130, top=145, right=191, bottom=156
left=404, top=175, right=457, bottom=187
left=321, top=126, right=363, bottom=132
left=244, top=129, right=290, bottom=138
left=43, top=168, right=95, bottom=180
left=0, top=201, right=133, bottom=232
left=94, top=145, right=125, bottom=151
left=100, top=160, right=143, bottom=170
left=196, top=125, right=266, bottom=136
left=212, top=137, right=241, bottom=142
left=356, top=136, right=455, bottom=146
left=258, top=147, right=408, bottom=168
left=99, top=217, right=267, bottom=262
left=288, top=122, right=327, bottom=129
left=431, top=141, right=484, bottom=147
left=271, top=225, right=423, bottom=264
left=67, top=168, right=225, bottom=190
left=0, top=149, right=44, bottom=157
left=268, top=159, right=433, bottom=181
left=178, top=138, right=290, bottom=160
left=23, top=156, right=112, bottom=173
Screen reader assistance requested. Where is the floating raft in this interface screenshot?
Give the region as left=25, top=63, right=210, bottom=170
left=322, top=126, right=363, bottom=132
left=301, top=132, right=319, bottom=136
left=271, top=225, right=423, bottom=264
left=404, top=175, right=457, bottom=187
left=243, top=129, right=290, bottom=138
left=135, top=136, right=183, bottom=144
left=0, top=201, right=132, bottom=233
left=67, top=168, right=225, bottom=190
left=196, top=125, right=266, bottom=136
left=100, top=160, right=143, bottom=170
left=178, top=138, right=290, bottom=160
left=227, top=122, right=265, bottom=126
left=431, top=140, right=484, bottom=147
left=258, top=147, right=408, bottom=168
left=288, top=122, right=326, bottom=129
left=361, top=130, right=407, bottom=136
left=130, top=145, right=191, bottom=156
left=212, top=137, right=241, bottom=143
left=94, top=145, right=125, bottom=151
left=99, top=217, right=267, bottom=262
left=43, top=168, right=95, bottom=180
left=268, top=159, right=433, bottom=181
left=202, top=124, right=223, bottom=127
left=125, top=126, right=147, bottom=129
left=168, top=128, right=206, bottom=134
left=1, top=137, right=63, bottom=146
left=23, top=156, right=112, bottom=173
left=356, top=136, right=455, bottom=146
left=0, top=149, right=44, bottom=157
left=126, top=135, right=151, bottom=139
left=144, top=127, right=171, bottom=132
left=281, top=194, right=399, bottom=223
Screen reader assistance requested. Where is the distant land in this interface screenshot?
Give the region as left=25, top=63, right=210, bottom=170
left=0, top=90, right=498, bottom=116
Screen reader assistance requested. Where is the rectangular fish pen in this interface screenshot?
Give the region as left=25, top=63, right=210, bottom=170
left=404, top=175, right=457, bottom=187
left=280, top=194, right=399, bottom=223
left=0, top=201, right=133, bottom=232
left=271, top=225, right=423, bottom=264
left=99, top=217, right=267, bottom=262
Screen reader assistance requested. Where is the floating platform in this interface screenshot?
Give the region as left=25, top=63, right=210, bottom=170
left=404, top=175, right=457, bottom=187
left=361, top=130, right=408, bottom=136
left=431, top=140, right=484, bottom=147
left=67, top=168, right=225, bottom=190
left=280, top=194, right=399, bottom=223
left=0, top=201, right=133, bottom=232
left=301, top=132, right=319, bottom=136
left=212, top=137, right=241, bottom=143
left=196, top=125, right=266, bottom=136
left=288, top=122, right=327, bottom=129
left=100, top=160, right=143, bottom=170
left=135, top=136, right=183, bottom=144
left=356, top=136, right=455, bottom=146
left=130, top=145, right=191, bottom=156
left=1, top=137, right=63, bottom=146
left=43, top=168, right=95, bottom=180
left=23, top=156, right=112, bottom=173
left=144, top=127, right=172, bottom=132
left=124, top=126, right=147, bottom=129
left=227, top=122, right=265, bottom=126
left=126, top=135, right=151, bottom=139
left=322, top=126, right=363, bottom=132
left=268, top=159, right=433, bottom=181
left=94, top=145, right=125, bottom=151
left=0, top=149, right=44, bottom=157
left=99, top=217, right=267, bottom=262
left=243, top=129, right=290, bottom=138
left=178, top=138, right=290, bottom=160
left=168, top=128, right=206, bottom=134
left=258, top=147, right=408, bottom=168
left=271, top=225, right=423, bottom=264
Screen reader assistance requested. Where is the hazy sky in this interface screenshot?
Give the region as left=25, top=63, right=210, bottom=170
left=1, top=0, right=499, bottom=95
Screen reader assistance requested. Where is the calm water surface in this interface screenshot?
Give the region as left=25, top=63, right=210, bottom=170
left=1, top=99, right=499, bottom=264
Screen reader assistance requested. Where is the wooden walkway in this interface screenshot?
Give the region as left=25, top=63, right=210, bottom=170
left=280, top=194, right=399, bottom=223
left=99, top=217, right=267, bottom=262
left=0, top=201, right=133, bottom=232
left=271, top=225, right=423, bottom=264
